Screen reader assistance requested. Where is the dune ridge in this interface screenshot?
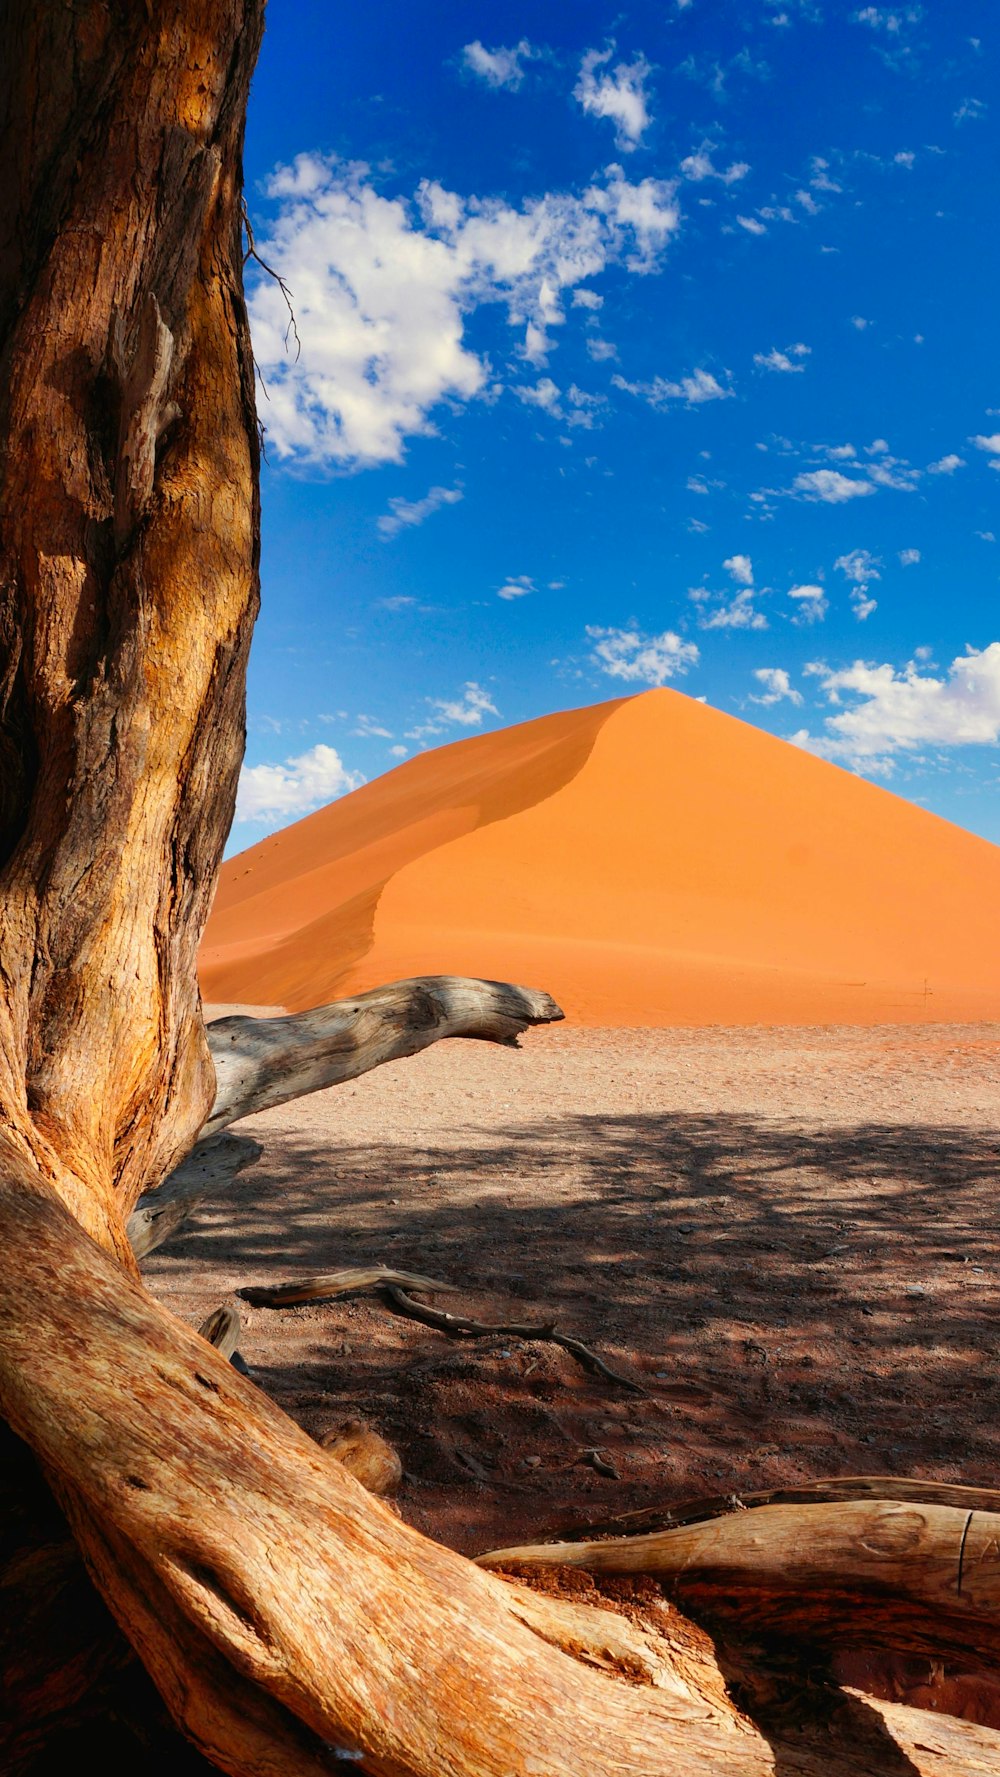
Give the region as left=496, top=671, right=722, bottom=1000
left=200, top=689, right=1000, bottom=1025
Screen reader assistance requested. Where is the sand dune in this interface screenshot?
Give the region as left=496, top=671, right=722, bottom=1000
left=200, top=689, right=1000, bottom=1024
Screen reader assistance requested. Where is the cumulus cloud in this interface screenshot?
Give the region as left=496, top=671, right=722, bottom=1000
left=407, top=681, right=499, bottom=740
left=679, top=142, right=749, bottom=184
left=787, top=583, right=828, bottom=623
left=750, top=666, right=803, bottom=705
left=497, top=574, right=534, bottom=600
left=737, top=214, right=767, bottom=235
left=236, top=744, right=363, bottom=824
left=754, top=343, right=810, bottom=373
left=723, top=553, right=754, bottom=585
left=377, top=483, right=462, bottom=538
left=575, top=47, right=652, bottom=149
left=970, top=433, right=1000, bottom=458
left=928, top=453, right=964, bottom=474
left=792, top=469, right=877, bottom=503
left=248, top=156, right=680, bottom=467
left=699, top=588, right=767, bottom=630
left=587, top=625, right=699, bottom=684
left=462, top=39, right=535, bottom=89
left=612, top=367, right=732, bottom=407
left=898, top=547, right=921, bottom=566
left=791, top=644, right=1000, bottom=769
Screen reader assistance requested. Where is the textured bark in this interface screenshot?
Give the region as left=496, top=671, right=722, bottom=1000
left=1, top=6, right=998, bottom=1775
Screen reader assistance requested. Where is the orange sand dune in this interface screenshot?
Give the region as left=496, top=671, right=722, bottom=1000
left=200, top=690, right=1000, bottom=1025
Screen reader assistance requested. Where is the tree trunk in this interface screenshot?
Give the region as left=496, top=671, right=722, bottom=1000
left=2, top=6, right=999, bottom=1775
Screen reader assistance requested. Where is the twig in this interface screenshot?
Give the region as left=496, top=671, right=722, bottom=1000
left=383, top=1286, right=647, bottom=1396
left=241, top=197, right=300, bottom=360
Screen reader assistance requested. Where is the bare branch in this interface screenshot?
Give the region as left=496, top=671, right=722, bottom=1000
left=202, top=975, right=564, bottom=1137
left=127, top=1133, right=262, bottom=1259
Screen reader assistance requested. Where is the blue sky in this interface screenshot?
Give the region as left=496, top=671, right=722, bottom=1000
left=233, top=1, right=999, bottom=849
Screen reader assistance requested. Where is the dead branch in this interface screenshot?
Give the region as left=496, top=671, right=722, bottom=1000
left=383, top=1283, right=648, bottom=1393
left=240, top=1266, right=459, bottom=1307
left=127, top=1133, right=262, bottom=1259
left=477, top=1497, right=1000, bottom=1668
left=202, top=975, right=564, bottom=1137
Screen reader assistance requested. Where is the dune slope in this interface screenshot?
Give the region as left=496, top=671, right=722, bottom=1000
left=201, top=689, right=1000, bottom=1024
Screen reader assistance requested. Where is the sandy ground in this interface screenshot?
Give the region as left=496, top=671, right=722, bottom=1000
left=147, top=1021, right=1000, bottom=1571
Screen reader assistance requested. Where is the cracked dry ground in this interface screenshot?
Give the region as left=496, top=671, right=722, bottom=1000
left=146, top=1021, right=1000, bottom=1721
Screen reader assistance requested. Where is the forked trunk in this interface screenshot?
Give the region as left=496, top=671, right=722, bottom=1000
left=1, top=6, right=998, bottom=1775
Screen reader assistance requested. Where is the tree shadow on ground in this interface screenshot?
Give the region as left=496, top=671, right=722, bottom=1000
left=144, top=1109, right=1000, bottom=1553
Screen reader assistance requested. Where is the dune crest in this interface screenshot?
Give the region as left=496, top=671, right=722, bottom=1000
left=201, top=690, right=1000, bottom=1025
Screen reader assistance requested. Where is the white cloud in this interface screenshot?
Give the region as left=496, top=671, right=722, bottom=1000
left=898, top=547, right=921, bottom=566
left=613, top=367, right=732, bottom=407
left=462, top=39, right=535, bottom=89
left=377, top=483, right=462, bottom=538
left=928, top=453, right=964, bottom=474
left=586, top=336, right=618, bottom=361
left=954, top=97, right=986, bottom=123
left=737, top=214, right=767, bottom=235
left=514, top=376, right=562, bottom=413
left=389, top=744, right=408, bottom=758
left=850, top=315, right=870, bottom=330
left=587, top=625, right=699, bottom=684
left=792, top=469, right=877, bottom=503
left=575, top=47, right=652, bottom=149
left=680, top=143, right=750, bottom=184
left=836, top=548, right=881, bottom=583
left=754, top=343, right=810, bottom=373
left=573, top=288, right=603, bottom=309
left=699, top=588, right=767, bottom=630
left=248, top=156, right=680, bottom=467
left=787, top=583, right=828, bottom=623
left=407, top=681, right=499, bottom=740
left=835, top=547, right=881, bottom=620
left=853, top=6, right=922, bottom=32
left=236, top=744, right=363, bottom=824
left=970, top=433, right=1000, bottom=455
left=352, top=713, right=393, bottom=738
left=723, top=553, right=754, bottom=585
left=498, top=575, right=534, bottom=600
left=792, top=644, right=1000, bottom=768
left=750, top=666, right=802, bottom=705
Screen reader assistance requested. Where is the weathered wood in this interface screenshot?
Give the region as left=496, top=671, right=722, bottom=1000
left=552, top=1473, right=1000, bottom=1541
left=477, top=1497, right=1000, bottom=1667
left=320, top=1421, right=403, bottom=1498
left=198, top=1305, right=241, bottom=1362
left=127, top=1133, right=262, bottom=1260
left=128, top=977, right=561, bottom=1260
left=202, top=975, right=564, bottom=1136
left=240, top=1266, right=459, bottom=1307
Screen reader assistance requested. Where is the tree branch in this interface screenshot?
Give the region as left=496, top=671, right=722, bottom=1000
left=127, top=1133, right=261, bottom=1259
left=201, top=974, right=564, bottom=1137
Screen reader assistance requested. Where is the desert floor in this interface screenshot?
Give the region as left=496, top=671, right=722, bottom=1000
left=146, top=1020, right=1000, bottom=1571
